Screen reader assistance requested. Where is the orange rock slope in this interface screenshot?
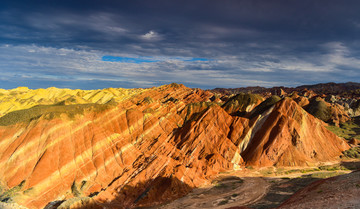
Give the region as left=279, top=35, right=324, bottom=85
left=241, top=98, right=349, bottom=167
left=0, top=84, right=349, bottom=208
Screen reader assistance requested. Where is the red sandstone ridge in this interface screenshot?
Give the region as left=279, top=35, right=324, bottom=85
left=241, top=98, right=350, bottom=167
left=0, top=84, right=350, bottom=208
left=0, top=84, right=212, bottom=208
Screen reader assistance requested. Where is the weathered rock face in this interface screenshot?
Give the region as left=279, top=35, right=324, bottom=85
left=351, top=99, right=360, bottom=117
left=323, top=95, right=360, bottom=117
left=241, top=98, right=350, bottom=167
left=94, top=104, right=252, bottom=208
left=0, top=85, right=203, bottom=208
left=222, top=93, right=263, bottom=115
left=0, top=84, right=350, bottom=208
left=305, top=97, right=350, bottom=126
left=290, top=92, right=309, bottom=107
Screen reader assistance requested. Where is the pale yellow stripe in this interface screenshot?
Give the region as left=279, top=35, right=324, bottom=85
left=1, top=105, right=125, bottom=176
left=25, top=135, right=135, bottom=205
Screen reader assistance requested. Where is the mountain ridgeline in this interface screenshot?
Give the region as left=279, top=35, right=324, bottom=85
left=0, top=83, right=358, bottom=208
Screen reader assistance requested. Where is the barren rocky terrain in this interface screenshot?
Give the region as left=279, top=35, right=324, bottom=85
left=0, top=82, right=359, bottom=208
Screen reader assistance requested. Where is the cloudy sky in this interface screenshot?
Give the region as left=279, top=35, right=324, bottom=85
left=1, top=0, right=360, bottom=89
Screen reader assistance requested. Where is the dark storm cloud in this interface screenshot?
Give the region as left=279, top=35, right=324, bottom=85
left=3, top=0, right=360, bottom=51
left=1, top=0, right=360, bottom=89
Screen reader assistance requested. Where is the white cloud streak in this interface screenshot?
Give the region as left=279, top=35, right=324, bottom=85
left=140, top=30, right=163, bottom=41
left=0, top=42, right=360, bottom=89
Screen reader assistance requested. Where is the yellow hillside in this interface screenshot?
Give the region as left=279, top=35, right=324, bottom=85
left=0, top=86, right=148, bottom=117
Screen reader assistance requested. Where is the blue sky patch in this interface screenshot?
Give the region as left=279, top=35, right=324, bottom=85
left=185, top=58, right=210, bottom=62
left=102, top=56, right=210, bottom=63
left=101, top=56, right=159, bottom=63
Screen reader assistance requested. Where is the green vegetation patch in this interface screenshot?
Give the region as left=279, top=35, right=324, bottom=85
left=309, top=171, right=347, bottom=179
left=70, top=180, right=89, bottom=198
left=305, top=97, right=331, bottom=122
left=222, top=93, right=263, bottom=115
left=183, top=101, right=218, bottom=123
left=249, top=95, right=281, bottom=118
left=284, top=169, right=299, bottom=175
left=0, top=180, right=25, bottom=203
left=260, top=170, right=273, bottom=176
left=218, top=199, right=229, bottom=205
left=169, top=83, right=182, bottom=88
left=300, top=168, right=321, bottom=173
left=276, top=168, right=321, bottom=175
left=214, top=183, right=229, bottom=189
left=326, top=117, right=360, bottom=140
left=318, top=165, right=350, bottom=171
left=272, top=166, right=349, bottom=176
left=341, top=147, right=360, bottom=159
left=326, top=125, right=357, bottom=140
left=0, top=102, right=113, bottom=126
left=137, top=96, right=154, bottom=105
left=71, top=181, right=81, bottom=197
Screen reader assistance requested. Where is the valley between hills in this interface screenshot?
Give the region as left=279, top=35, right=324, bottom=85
left=0, top=82, right=359, bottom=209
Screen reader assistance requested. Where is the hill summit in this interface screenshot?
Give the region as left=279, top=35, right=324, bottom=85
left=0, top=83, right=352, bottom=208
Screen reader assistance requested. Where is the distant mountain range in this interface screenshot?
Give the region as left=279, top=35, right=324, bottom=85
left=212, top=82, right=360, bottom=96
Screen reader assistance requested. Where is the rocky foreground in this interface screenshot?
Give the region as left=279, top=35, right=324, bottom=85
left=0, top=83, right=358, bottom=208
left=279, top=170, right=360, bottom=209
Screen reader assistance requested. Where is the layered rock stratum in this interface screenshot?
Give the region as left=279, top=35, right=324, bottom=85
left=0, top=84, right=351, bottom=208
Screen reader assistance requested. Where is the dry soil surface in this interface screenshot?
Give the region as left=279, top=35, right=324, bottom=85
left=143, top=176, right=269, bottom=209
left=138, top=161, right=360, bottom=209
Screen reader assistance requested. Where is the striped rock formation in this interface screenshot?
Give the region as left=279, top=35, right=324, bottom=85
left=0, top=84, right=349, bottom=208
left=241, top=98, right=349, bottom=167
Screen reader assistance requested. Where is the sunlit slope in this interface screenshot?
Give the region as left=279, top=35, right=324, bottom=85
left=0, top=84, right=350, bottom=209
left=0, top=87, right=148, bottom=117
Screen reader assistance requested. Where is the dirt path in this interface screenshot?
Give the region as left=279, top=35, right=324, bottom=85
left=139, top=161, right=360, bottom=209
left=154, top=176, right=269, bottom=209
